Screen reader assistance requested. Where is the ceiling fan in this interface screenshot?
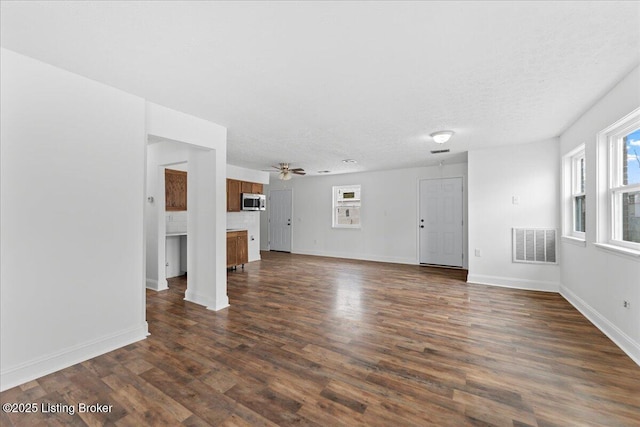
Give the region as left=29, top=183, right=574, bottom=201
left=269, top=163, right=306, bottom=180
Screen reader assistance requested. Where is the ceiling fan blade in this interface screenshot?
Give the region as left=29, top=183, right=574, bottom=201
left=290, top=168, right=305, bottom=172
left=293, top=171, right=306, bottom=175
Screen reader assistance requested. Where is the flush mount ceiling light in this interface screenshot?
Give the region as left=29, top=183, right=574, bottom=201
left=430, top=130, right=455, bottom=144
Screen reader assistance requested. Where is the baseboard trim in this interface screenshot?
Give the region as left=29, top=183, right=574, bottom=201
left=560, top=285, right=640, bottom=367
left=209, top=299, right=230, bottom=312
left=0, top=323, right=148, bottom=392
left=467, top=274, right=560, bottom=292
left=292, top=249, right=417, bottom=265
left=184, top=290, right=229, bottom=311
left=145, top=278, right=168, bottom=291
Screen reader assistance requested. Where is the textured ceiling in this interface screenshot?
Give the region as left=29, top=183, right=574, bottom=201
left=1, top=1, right=639, bottom=176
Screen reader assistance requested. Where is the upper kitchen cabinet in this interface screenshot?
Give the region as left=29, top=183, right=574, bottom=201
left=252, top=183, right=263, bottom=194
left=165, top=169, right=187, bottom=211
left=227, top=179, right=241, bottom=212
left=241, top=181, right=253, bottom=194
left=227, top=178, right=264, bottom=212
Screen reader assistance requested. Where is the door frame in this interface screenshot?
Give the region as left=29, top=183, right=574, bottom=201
left=417, top=176, right=467, bottom=269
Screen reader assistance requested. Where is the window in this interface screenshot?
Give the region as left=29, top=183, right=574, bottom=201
left=333, top=185, right=361, bottom=228
left=596, top=107, right=640, bottom=254
left=562, top=145, right=586, bottom=241
left=612, top=127, right=640, bottom=245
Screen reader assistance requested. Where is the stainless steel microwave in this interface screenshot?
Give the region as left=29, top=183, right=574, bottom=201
left=241, top=193, right=266, bottom=211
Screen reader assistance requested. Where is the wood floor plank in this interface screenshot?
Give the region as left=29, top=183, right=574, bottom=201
left=1, top=251, right=639, bottom=426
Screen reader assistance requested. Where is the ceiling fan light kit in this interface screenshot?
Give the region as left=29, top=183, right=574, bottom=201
left=279, top=170, right=292, bottom=180
left=273, top=162, right=306, bottom=180
left=430, top=130, right=454, bottom=144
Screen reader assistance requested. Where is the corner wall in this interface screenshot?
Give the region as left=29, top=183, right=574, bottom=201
left=146, top=103, right=228, bottom=311
left=467, top=138, right=562, bottom=292
left=0, top=49, right=148, bottom=391
left=0, top=49, right=229, bottom=392
left=559, top=65, right=640, bottom=365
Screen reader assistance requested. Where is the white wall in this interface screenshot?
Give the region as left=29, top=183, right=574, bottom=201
left=559, top=65, right=640, bottom=365
left=227, top=164, right=270, bottom=185
left=266, top=163, right=468, bottom=266
left=226, top=165, right=270, bottom=262
left=166, top=211, right=187, bottom=235
left=146, top=105, right=228, bottom=311
left=0, top=49, right=148, bottom=391
left=227, top=212, right=262, bottom=262
left=467, top=138, right=562, bottom=291
left=165, top=235, right=185, bottom=278
left=146, top=142, right=191, bottom=291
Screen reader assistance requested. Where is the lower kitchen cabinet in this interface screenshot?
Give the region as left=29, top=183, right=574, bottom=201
left=227, top=230, right=248, bottom=269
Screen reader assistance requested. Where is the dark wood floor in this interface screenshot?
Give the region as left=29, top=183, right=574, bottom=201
left=2, top=251, right=639, bottom=426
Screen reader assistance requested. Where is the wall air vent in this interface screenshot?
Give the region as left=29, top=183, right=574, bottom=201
left=512, top=228, right=557, bottom=264
left=430, top=149, right=450, bottom=154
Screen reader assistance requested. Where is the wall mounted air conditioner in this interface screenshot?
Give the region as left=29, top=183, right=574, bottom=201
left=337, top=187, right=361, bottom=202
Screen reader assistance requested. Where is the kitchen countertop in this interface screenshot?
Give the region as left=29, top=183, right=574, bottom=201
left=167, top=230, right=246, bottom=236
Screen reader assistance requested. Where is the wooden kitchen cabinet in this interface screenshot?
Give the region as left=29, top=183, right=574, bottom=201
left=165, top=169, right=187, bottom=211
left=227, top=230, right=248, bottom=269
left=227, top=179, right=264, bottom=211
left=226, top=233, right=238, bottom=266
left=237, top=232, right=248, bottom=265
left=241, top=181, right=253, bottom=194
left=251, top=183, right=263, bottom=194
left=227, top=179, right=241, bottom=212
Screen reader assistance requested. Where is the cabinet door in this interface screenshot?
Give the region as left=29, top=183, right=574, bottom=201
left=166, top=169, right=187, bottom=211
left=226, top=234, right=238, bottom=267
left=227, top=179, right=241, bottom=212
left=241, top=181, right=253, bottom=194
left=251, top=183, right=263, bottom=194
left=237, top=232, right=248, bottom=265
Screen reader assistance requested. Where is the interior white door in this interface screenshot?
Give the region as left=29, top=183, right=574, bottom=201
left=269, top=189, right=292, bottom=252
left=419, top=177, right=463, bottom=267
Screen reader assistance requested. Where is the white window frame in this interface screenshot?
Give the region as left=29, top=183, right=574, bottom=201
left=332, top=185, right=361, bottom=229
left=562, top=145, right=586, bottom=242
left=596, top=107, right=640, bottom=256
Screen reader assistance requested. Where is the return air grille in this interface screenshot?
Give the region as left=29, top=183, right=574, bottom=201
left=512, top=228, right=557, bottom=264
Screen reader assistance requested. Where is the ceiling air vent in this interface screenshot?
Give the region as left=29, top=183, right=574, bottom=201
left=430, top=149, right=450, bottom=154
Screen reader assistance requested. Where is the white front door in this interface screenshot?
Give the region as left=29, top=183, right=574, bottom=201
left=269, top=189, right=292, bottom=252
left=419, top=177, right=463, bottom=267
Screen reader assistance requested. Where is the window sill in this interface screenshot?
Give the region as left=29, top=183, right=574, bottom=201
left=593, top=243, right=640, bottom=259
left=562, top=236, right=587, bottom=247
